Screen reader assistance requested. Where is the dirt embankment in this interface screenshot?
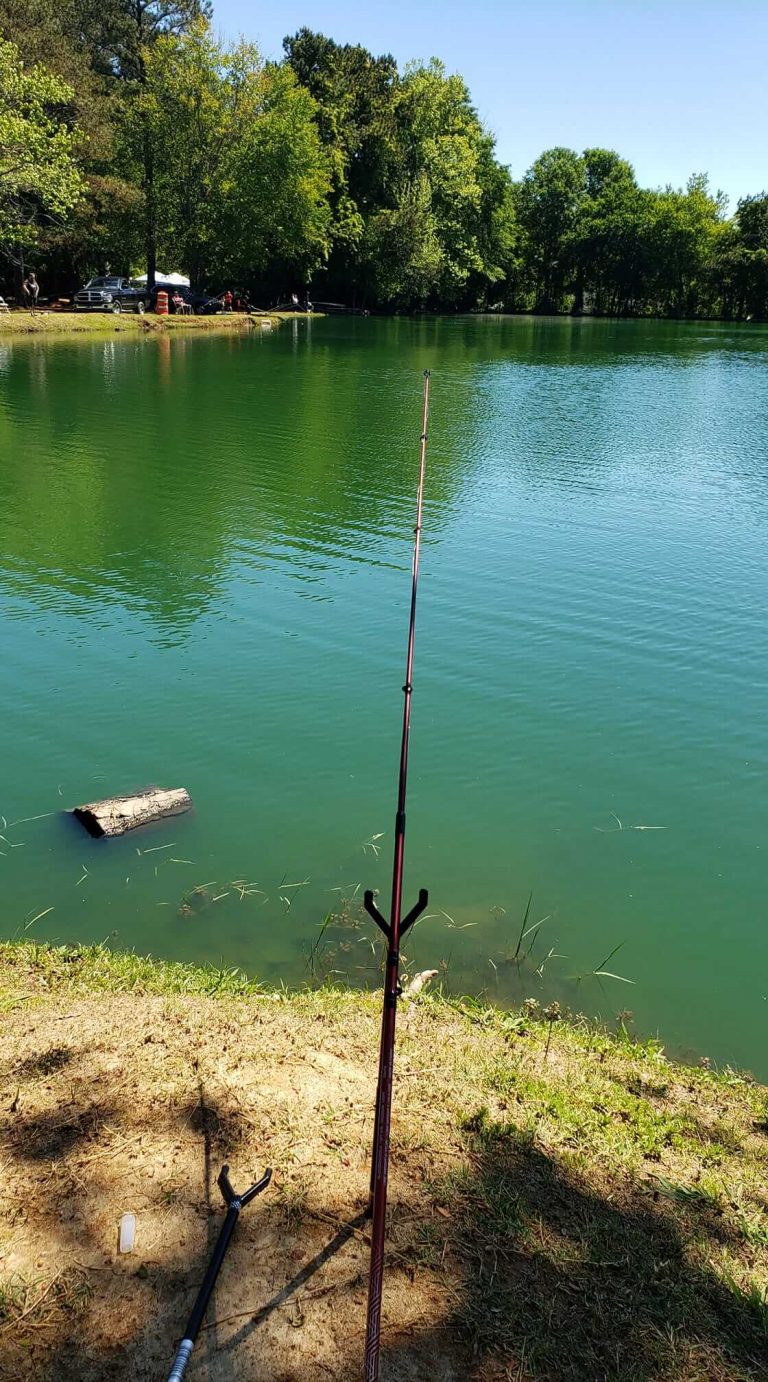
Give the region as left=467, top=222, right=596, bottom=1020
left=1, top=942, right=767, bottom=1380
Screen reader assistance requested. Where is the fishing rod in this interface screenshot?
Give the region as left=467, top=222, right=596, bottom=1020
left=166, top=1162, right=271, bottom=1381
left=362, top=370, right=432, bottom=1381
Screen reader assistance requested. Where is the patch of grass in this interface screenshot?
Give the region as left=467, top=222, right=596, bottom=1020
left=271, top=1176, right=311, bottom=1230
left=651, top=1174, right=725, bottom=1212
left=626, top=1072, right=670, bottom=1099
left=0, top=940, right=267, bottom=1001
left=717, top=1264, right=768, bottom=1336
left=0, top=1274, right=27, bottom=1326
left=752, top=1099, right=768, bottom=1134
left=0, top=311, right=282, bottom=339
left=738, top=1210, right=768, bottom=1250
left=432, top=1104, right=767, bottom=1376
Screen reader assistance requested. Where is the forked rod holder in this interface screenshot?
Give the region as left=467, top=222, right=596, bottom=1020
left=363, top=888, right=429, bottom=941
left=166, top=1163, right=271, bottom=1381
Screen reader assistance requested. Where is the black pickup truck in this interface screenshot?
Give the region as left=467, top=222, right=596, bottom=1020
left=74, top=277, right=147, bottom=314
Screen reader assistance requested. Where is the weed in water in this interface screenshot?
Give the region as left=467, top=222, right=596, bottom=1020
left=573, top=941, right=635, bottom=990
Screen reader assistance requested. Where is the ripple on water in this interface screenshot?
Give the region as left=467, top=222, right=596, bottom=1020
left=1, top=317, right=767, bottom=1072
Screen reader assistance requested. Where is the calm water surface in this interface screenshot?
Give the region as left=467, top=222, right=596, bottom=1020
left=1, top=317, right=766, bottom=1071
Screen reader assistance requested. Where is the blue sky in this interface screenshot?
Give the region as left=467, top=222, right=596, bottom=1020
left=213, top=0, right=766, bottom=211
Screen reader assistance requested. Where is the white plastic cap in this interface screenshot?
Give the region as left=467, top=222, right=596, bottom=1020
left=118, top=1212, right=136, bottom=1254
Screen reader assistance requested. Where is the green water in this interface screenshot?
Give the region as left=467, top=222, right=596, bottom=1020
left=1, top=317, right=766, bottom=1070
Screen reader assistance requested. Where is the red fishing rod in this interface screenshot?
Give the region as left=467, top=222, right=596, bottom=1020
left=362, top=370, right=432, bottom=1380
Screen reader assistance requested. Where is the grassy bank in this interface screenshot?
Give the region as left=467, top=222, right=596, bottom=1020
left=0, top=310, right=290, bottom=338
left=1, top=941, right=767, bottom=1380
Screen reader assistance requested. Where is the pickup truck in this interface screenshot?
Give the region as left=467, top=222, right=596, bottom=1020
left=73, top=277, right=146, bottom=314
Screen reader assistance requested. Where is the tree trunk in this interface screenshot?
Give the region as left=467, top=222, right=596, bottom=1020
left=145, top=135, right=156, bottom=290
left=573, top=269, right=584, bottom=315
left=73, top=788, right=192, bottom=838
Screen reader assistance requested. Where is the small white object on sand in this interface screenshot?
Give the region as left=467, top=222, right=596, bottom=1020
left=118, top=1212, right=136, bottom=1254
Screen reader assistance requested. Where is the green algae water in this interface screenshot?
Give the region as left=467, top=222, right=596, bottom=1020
left=1, top=316, right=766, bottom=1071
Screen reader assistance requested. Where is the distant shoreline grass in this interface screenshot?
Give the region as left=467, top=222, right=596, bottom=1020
left=2, top=938, right=767, bottom=1379
left=0, top=310, right=304, bottom=339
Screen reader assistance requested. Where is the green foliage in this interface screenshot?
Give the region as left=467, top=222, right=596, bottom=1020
left=359, top=173, right=443, bottom=308
left=0, top=939, right=267, bottom=997
left=395, top=59, right=515, bottom=307
left=572, top=148, right=643, bottom=313
left=640, top=174, right=727, bottom=316
left=713, top=193, right=768, bottom=320
left=132, top=21, right=331, bottom=287
left=212, top=60, right=331, bottom=284
left=514, top=145, right=585, bottom=310
left=284, top=28, right=397, bottom=256
left=284, top=36, right=514, bottom=309
left=509, top=148, right=735, bottom=319
left=0, top=1, right=155, bottom=280
left=0, top=5, right=765, bottom=315
left=0, top=36, right=83, bottom=253
left=76, top=0, right=214, bottom=82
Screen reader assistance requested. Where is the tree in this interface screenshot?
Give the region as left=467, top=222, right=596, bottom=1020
left=0, top=1, right=144, bottom=287
left=358, top=173, right=443, bottom=308
left=514, top=147, right=585, bottom=311
left=733, top=194, right=768, bottom=319
left=284, top=38, right=515, bottom=310
left=86, top=1, right=213, bottom=286
left=212, top=59, right=332, bottom=289
left=0, top=37, right=83, bottom=262
left=571, top=149, right=641, bottom=314
left=507, top=151, right=731, bottom=318
left=712, top=193, right=768, bottom=320
left=396, top=60, right=515, bottom=307
left=73, top=0, right=212, bottom=82
left=134, top=21, right=331, bottom=290
left=640, top=175, right=726, bottom=316
left=132, top=17, right=226, bottom=284
left=284, top=29, right=398, bottom=298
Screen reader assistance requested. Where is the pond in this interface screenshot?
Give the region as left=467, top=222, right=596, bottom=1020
left=1, top=315, right=766, bottom=1072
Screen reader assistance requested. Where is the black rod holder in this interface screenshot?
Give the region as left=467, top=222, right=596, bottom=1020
left=166, top=1163, right=271, bottom=1381
left=364, top=887, right=429, bottom=940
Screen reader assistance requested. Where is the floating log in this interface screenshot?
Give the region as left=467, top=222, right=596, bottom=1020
left=73, top=787, right=192, bottom=839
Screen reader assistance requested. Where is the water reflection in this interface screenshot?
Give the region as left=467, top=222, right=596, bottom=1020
left=0, top=328, right=479, bottom=636
left=1, top=317, right=768, bottom=1074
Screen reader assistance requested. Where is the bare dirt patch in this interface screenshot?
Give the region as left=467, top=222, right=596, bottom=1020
left=1, top=947, right=767, bottom=1380
left=0, top=991, right=460, bottom=1380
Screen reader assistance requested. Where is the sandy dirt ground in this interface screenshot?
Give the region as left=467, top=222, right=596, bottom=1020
left=3, top=961, right=767, bottom=1382
left=0, top=992, right=468, bottom=1381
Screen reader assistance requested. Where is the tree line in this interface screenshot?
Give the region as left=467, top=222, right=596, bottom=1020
left=2, top=0, right=767, bottom=318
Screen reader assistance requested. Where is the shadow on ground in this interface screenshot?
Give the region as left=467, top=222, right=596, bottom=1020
left=423, top=1111, right=768, bottom=1380
left=1, top=996, right=767, bottom=1380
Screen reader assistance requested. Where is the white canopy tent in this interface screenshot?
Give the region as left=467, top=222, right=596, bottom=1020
left=132, top=271, right=191, bottom=287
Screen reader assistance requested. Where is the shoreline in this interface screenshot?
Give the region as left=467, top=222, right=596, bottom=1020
left=1, top=939, right=766, bottom=1379
left=0, top=310, right=310, bottom=339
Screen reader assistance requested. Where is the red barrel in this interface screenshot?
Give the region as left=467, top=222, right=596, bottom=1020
left=156, top=289, right=169, bottom=316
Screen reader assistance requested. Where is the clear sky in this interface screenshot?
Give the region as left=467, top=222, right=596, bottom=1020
left=212, top=0, right=766, bottom=212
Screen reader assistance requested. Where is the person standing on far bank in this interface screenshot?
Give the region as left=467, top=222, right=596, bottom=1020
left=22, top=272, right=39, bottom=310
